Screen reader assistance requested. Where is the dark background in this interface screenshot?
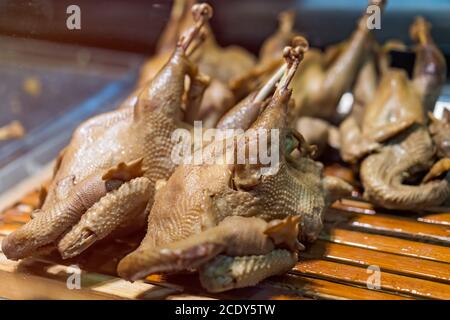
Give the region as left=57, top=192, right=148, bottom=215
left=1, top=0, right=450, bottom=55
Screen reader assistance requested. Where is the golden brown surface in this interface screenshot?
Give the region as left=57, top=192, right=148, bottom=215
left=138, top=0, right=256, bottom=128
left=232, top=0, right=386, bottom=122
left=116, top=42, right=352, bottom=292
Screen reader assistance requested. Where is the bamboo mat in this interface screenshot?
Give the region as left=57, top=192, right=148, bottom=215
left=0, top=167, right=449, bottom=300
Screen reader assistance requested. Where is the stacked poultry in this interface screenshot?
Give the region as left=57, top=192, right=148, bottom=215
left=339, top=16, right=449, bottom=210
left=138, top=0, right=256, bottom=128
left=2, top=0, right=449, bottom=293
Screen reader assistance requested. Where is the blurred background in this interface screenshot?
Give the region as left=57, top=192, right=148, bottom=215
left=0, top=0, right=449, bottom=194
left=1, top=0, right=450, bottom=54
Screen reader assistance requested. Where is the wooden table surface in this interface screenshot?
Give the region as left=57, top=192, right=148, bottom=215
left=0, top=166, right=449, bottom=300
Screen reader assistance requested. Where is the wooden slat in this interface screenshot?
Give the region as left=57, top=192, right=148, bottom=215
left=0, top=222, right=22, bottom=236
left=1, top=208, right=31, bottom=224
left=325, top=208, right=450, bottom=245
left=0, top=267, right=113, bottom=300
left=145, top=273, right=310, bottom=300
left=0, top=252, right=179, bottom=300
left=304, top=241, right=450, bottom=283
left=292, top=259, right=450, bottom=300
left=267, top=274, right=411, bottom=300
left=166, top=294, right=217, bottom=300
left=321, top=228, right=450, bottom=264
left=333, top=199, right=450, bottom=227
left=418, top=213, right=450, bottom=226
left=332, top=198, right=377, bottom=215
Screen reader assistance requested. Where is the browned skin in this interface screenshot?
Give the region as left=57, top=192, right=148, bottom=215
left=217, top=61, right=290, bottom=130
left=339, top=17, right=449, bottom=210
left=259, top=10, right=300, bottom=64
left=155, top=0, right=198, bottom=55
left=339, top=55, right=378, bottom=163
left=229, top=10, right=299, bottom=102
left=338, top=40, right=408, bottom=162
left=340, top=69, right=424, bottom=163
left=138, top=0, right=256, bottom=128
left=350, top=46, right=379, bottom=124
left=295, top=117, right=339, bottom=157
left=410, top=17, right=447, bottom=113
left=229, top=1, right=384, bottom=162
left=183, top=14, right=256, bottom=128
left=136, top=0, right=198, bottom=85
left=360, top=125, right=450, bottom=210
left=229, top=11, right=297, bottom=103
left=117, top=43, right=352, bottom=292
left=1, top=5, right=213, bottom=261
left=423, top=158, right=450, bottom=183
left=429, top=110, right=450, bottom=158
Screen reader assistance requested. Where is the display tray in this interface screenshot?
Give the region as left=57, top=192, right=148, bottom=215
left=0, top=165, right=449, bottom=300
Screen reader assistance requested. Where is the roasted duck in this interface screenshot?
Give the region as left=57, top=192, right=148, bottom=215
left=231, top=0, right=386, bottom=123
left=429, top=110, right=450, bottom=158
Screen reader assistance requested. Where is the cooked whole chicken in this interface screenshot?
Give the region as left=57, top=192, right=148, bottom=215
left=339, top=17, right=450, bottom=210
left=229, top=9, right=300, bottom=104
left=429, top=110, right=450, bottom=158
left=231, top=0, right=386, bottom=122
left=138, top=0, right=256, bottom=128
left=117, top=41, right=352, bottom=292
left=2, top=4, right=213, bottom=260
left=259, top=10, right=299, bottom=65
